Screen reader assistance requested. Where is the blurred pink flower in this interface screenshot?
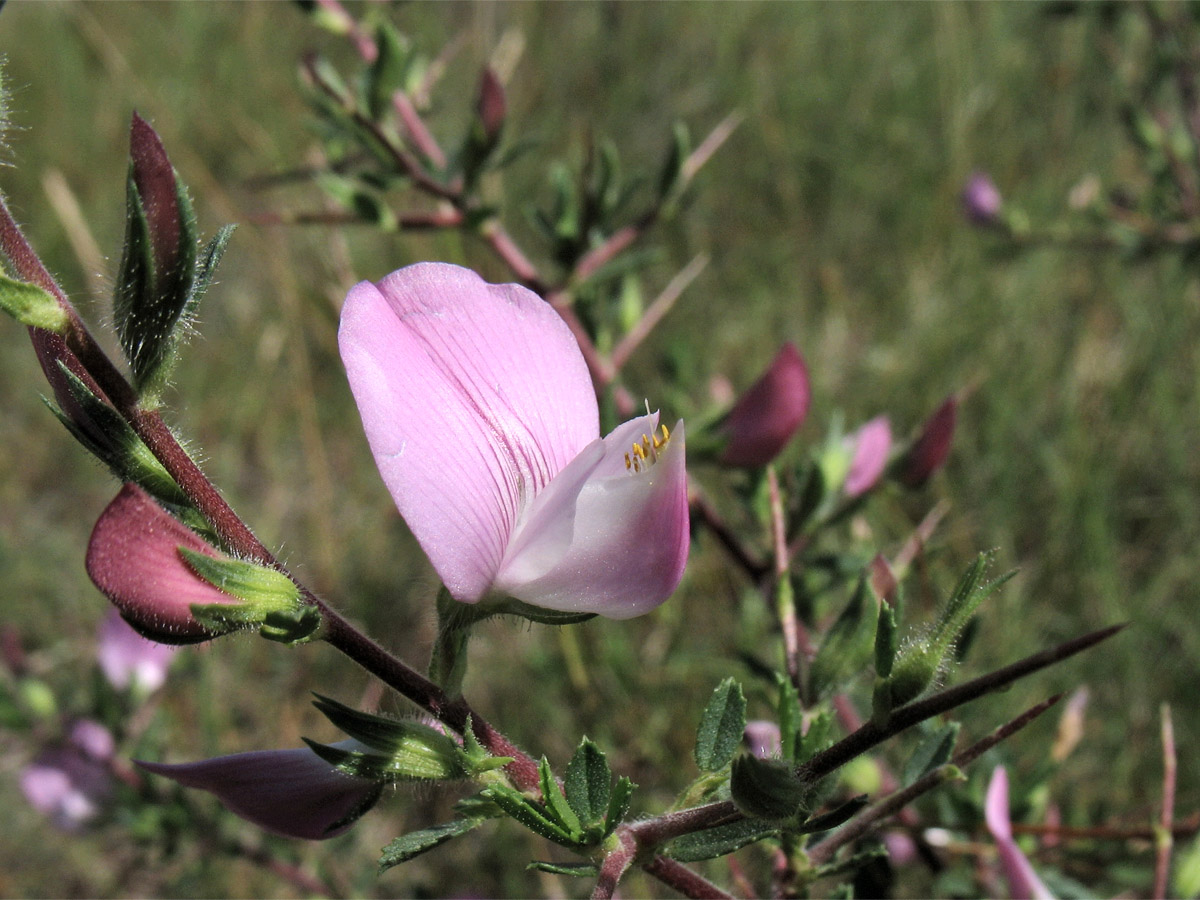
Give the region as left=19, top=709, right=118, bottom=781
left=86, top=484, right=245, bottom=644
left=743, top=720, right=782, bottom=759
left=96, top=607, right=177, bottom=693
left=339, top=263, right=689, bottom=618
left=844, top=415, right=892, bottom=497
left=20, top=721, right=116, bottom=832
left=985, top=766, right=1054, bottom=900
left=899, top=395, right=956, bottom=487
left=719, top=342, right=810, bottom=468
left=962, top=172, right=1003, bottom=225
left=138, top=744, right=382, bottom=840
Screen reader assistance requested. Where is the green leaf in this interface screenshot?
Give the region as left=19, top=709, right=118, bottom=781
left=730, top=755, right=811, bottom=821
left=874, top=602, right=898, bottom=678
left=538, top=756, right=582, bottom=838
left=694, top=677, right=746, bottom=772
left=527, top=862, right=599, bottom=878
left=0, top=274, right=68, bottom=332
left=367, top=22, right=410, bottom=119
left=796, top=794, right=869, bottom=835
left=666, top=818, right=779, bottom=863
left=657, top=119, right=691, bottom=203
left=604, top=776, right=635, bottom=837
left=902, top=722, right=960, bottom=786
left=777, top=676, right=802, bottom=764
left=565, top=738, right=612, bottom=826
left=797, top=709, right=833, bottom=764
left=481, top=784, right=579, bottom=848
left=807, top=577, right=877, bottom=703
left=379, top=818, right=488, bottom=872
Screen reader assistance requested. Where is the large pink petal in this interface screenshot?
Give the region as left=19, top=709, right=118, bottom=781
left=137, top=744, right=382, bottom=840
left=495, top=415, right=689, bottom=618
left=339, top=263, right=599, bottom=601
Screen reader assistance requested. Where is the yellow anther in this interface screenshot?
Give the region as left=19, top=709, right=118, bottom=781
left=624, top=452, right=632, bottom=471
left=660, top=423, right=670, bottom=443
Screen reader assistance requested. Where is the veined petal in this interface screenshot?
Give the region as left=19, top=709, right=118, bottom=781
left=495, top=415, right=689, bottom=618
left=339, top=263, right=599, bottom=601
left=137, top=743, right=383, bottom=840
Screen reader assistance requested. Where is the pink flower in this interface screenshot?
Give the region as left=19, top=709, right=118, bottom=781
left=898, top=395, right=956, bottom=488
left=743, top=720, right=782, bottom=759
left=20, top=721, right=116, bottom=832
left=339, top=263, right=689, bottom=618
left=95, top=607, right=177, bottom=693
left=844, top=416, right=892, bottom=497
left=985, top=766, right=1054, bottom=900
left=137, top=745, right=382, bottom=840
left=86, top=484, right=246, bottom=643
left=718, top=343, right=810, bottom=468
left=962, top=172, right=1003, bottom=225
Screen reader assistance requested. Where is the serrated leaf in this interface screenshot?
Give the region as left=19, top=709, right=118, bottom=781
left=482, top=784, right=578, bottom=847
left=378, top=818, right=487, bottom=872
left=565, top=738, right=611, bottom=826
left=902, top=722, right=960, bottom=786
left=694, top=677, right=746, bottom=772
left=604, top=776, right=635, bottom=836
left=666, top=818, right=779, bottom=862
left=538, top=756, right=582, bottom=837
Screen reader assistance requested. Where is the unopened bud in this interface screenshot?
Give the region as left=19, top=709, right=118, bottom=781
left=961, top=172, right=1003, bottom=226
left=719, top=342, right=810, bottom=468
left=898, top=395, right=956, bottom=488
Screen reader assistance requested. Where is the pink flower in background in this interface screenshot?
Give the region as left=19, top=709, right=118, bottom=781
left=20, top=720, right=116, bottom=832
left=339, top=263, right=689, bottom=619
left=718, top=342, right=810, bottom=468
left=86, top=484, right=246, bottom=644
left=844, top=415, right=892, bottom=497
left=962, top=172, right=1003, bottom=225
left=96, top=607, right=177, bottom=693
left=899, top=395, right=957, bottom=487
left=743, top=720, right=782, bottom=759
left=985, top=766, right=1054, bottom=900
left=138, top=745, right=383, bottom=840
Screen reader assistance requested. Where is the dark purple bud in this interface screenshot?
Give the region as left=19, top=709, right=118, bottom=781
left=898, top=395, right=956, bottom=488
left=719, top=343, right=810, bottom=468
left=137, top=744, right=382, bottom=840
left=86, top=484, right=244, bottom=644
left=476, top=68, right=506, bottom=145
left=962, top=172, right=1003, bottom=226
left=129, top=112, right=184, bottom=285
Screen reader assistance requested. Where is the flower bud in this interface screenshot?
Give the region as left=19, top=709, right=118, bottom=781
left=844, top=415, right=892, bottom=497
left=86, top=484, right=250, bottom=644
left=719, top=342, right=810, bottom=468
left=138, top=743, right=383, bottom=840
left=897, top=395, right=956, bottom=488
left=742, top=720, right=782, bottom=759
left=961, top=172, right=1003, bottom=226
left=476, top=67, right=506, bottom=146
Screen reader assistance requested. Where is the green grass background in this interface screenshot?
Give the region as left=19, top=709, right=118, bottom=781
left=0, top=3, right=1196, bottom=897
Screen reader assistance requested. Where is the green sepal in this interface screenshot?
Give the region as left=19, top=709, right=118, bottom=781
left=378, top=818, right=489, bottom=873
left=311, top=694, right=475, bottom=777
left=874, top=602, right=898, bottom=679
left=527, top=862, right=599, bottom=878
left=565, top=737, right=612, bottom=827
left=538, top=756, right=583, bottom=839
left=303, top=733, right=464, bottom=783
left=181, top=550, right=322, bottom=643
left=730, top=754, right=811, bottom=821
left=694, top=677, right=746, bottom=772
left=0, top=274, right=68, bottom=332
left=807, top=577, right=876, bottom=703
left=45, top=364, right=189, bottom=507
left=665, top=818, right=779, bottom=863
left=480, top=783, right=581, bottom=848
left=604, top=776, right=635, bottom=837
left=796, top=794, right=869, bottom=835
left=487, top=595, right=597, bottom=626
left=902, top=722, right=960, bottom=786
